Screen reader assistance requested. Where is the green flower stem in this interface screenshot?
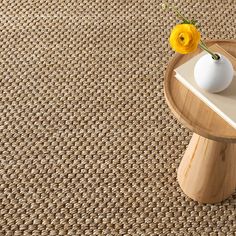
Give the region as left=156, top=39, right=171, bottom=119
left=200, top=39, right=208, bottom=48
left=172, top=6, right=188, bottom=22
left=199, top=40, right=219, bottom=60
left=163, top=2, right=190, bottom=23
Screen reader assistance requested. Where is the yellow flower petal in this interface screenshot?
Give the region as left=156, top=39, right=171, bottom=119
left=169, top=24, right=201, bottom=54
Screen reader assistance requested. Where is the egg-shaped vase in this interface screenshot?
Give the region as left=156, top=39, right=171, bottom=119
left=194, top=53, right=234, bottom=93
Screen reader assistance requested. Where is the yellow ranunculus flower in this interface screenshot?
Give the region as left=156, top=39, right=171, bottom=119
left=169, top=24, right=201, bottom=54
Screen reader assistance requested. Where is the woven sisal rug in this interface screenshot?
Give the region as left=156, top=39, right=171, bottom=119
left=0, top=0, right=235, bottom=235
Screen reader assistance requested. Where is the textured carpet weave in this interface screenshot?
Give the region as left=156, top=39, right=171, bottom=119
left=0, top=0, right=236, bottom=235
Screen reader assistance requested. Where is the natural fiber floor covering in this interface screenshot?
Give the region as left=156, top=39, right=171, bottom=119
left=0, top=0, right=235, bottom=235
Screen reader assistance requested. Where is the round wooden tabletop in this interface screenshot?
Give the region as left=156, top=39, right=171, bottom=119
left=164, top=39, right=236, bottom=143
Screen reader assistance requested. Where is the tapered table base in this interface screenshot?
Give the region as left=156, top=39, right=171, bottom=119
left=177, top=133, right=236, bottom=204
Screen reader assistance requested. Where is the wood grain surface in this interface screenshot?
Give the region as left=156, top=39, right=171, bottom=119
left=177, top=133, right=236, bottom=203
left=164, top=40, right=236, bottom=142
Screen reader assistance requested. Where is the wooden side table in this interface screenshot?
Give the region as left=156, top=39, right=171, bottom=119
left=164, top=40, right=236, bottom=204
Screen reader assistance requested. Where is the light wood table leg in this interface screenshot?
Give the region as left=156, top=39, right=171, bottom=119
left=177, top=133, right=236, bottom=204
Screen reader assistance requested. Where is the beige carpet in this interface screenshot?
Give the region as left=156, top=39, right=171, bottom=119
left=0, top=0, right=235, bottom=235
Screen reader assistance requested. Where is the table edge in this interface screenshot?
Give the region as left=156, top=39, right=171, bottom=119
left=164, top=39, right=236, bottom=143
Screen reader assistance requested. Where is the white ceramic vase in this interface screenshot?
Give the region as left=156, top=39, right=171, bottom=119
left=194, top=53, right=234, bottom=93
